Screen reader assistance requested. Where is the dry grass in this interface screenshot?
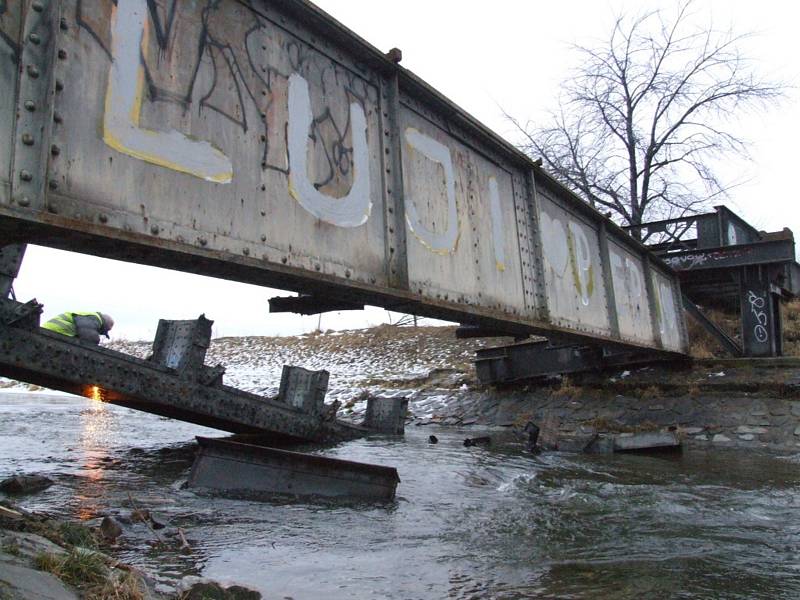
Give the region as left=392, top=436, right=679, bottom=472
left=782, top=299, right=800, bottom=356
left=639, top=385, right=663, bottom=400
left=551, top=376, right=582, bottom=398
left=686, top=307, right=740, bottom=358
left=35, top=548, right=107, bottom=589
left=86, top=570, right=148, bottom=600
left=58, top=521, right=98, bottom=549
left=582, top=417, right=660, bottom=433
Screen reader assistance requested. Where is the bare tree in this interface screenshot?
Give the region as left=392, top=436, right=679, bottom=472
left=510, top=1, right=783, bottom=237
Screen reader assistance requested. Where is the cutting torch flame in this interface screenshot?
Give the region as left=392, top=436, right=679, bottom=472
left=89, top=385, right=103, bottom=402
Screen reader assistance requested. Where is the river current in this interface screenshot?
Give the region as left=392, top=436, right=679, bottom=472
left=1, top=391, right=799, bottom=599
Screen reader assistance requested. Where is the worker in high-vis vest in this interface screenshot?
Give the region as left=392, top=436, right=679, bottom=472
left=41, top=312, right=114, bottom=345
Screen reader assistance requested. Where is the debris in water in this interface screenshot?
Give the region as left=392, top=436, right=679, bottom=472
left=524, top=422, right=540, bottom=453
left=0, top=474, right=53, bottom=495
left=428, top=435, right=438, bottom=444
left=463, top=436, right=491, bottom=447
left=188, top=437, right=400, bottom=501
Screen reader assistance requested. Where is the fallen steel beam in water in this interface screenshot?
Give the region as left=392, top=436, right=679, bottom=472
left=188, top=437, right=400, bottom=501
left=0, top=299, right=368, bottom=442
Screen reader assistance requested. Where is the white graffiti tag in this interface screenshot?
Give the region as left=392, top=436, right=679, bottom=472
left=747, top=290, right=769, bottom=343
left=287, top=73, right=372, bottom=227
left=104, top=0, right=233, bottom=183
left=403, top=128, right=459, bottom=253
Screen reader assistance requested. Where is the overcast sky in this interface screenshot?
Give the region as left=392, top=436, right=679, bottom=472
left=14, top=0, right=800, bottom=341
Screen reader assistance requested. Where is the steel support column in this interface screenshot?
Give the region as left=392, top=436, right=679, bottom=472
left=0, top=244, right=26, bottom=298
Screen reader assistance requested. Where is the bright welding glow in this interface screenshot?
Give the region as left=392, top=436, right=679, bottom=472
left=89, top=385, right=103, bottom=402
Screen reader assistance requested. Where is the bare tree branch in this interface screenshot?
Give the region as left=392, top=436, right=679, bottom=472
left=509, top=0, right=784, bottom=231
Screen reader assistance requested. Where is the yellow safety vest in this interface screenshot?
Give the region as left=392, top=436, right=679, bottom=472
left=42, top=312, right=103, bottom=337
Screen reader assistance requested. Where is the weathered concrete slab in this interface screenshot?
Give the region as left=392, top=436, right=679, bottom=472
left=613, top=431, right=681, bottom=452
left=188, top=437, right=400, bottom=501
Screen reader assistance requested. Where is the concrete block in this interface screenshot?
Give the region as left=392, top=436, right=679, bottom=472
left=712, top=434, right=731, bottom=443
left=613, top=431, right=680, bottom=452
left=682, top=427, right=704, bottom=435
left=736, top=426, right=768, bottom=434
left=769, top=403, right=788, bottom=416
left=585, top=435, right=614, bottom=454
left=556, top=435, right=595, bottom=453
left=738, top=434, right=755, bottom=441
left=363, top=396, right=409, bottom=434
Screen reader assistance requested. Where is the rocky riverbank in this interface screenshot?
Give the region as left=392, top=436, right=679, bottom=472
left=0, top=499, right=262, bottom=599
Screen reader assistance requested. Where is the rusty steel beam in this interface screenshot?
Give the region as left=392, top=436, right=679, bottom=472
left=0, top=0, right=689, bottom=358
left=0, top=300, right=367, bottom=442
left=268, top=294, right=364, bottom=315
left=0, top=244, right=27, bottom=298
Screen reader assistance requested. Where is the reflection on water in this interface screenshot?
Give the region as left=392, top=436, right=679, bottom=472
left=1, top=392, right=800, bottom=599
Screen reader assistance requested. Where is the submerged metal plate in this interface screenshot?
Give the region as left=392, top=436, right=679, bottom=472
left=188, top=437, right=400, bottom=501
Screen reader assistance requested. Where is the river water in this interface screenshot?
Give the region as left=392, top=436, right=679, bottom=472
left=1, top=391, right=799, bottom=599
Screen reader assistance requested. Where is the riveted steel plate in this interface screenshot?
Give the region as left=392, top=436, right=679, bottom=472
left=399, top=107, right=529, bottom=316
left=608, top=240, right=654, bottom=345
left=651, top=268, right=684, bottom=352
left=48, top=0, right=387, bottom=286
left=0, top=0, right=688, bottom=355
left=538, top=192, right=611, bottom=336
left=0, top=2, right=21, bottom=200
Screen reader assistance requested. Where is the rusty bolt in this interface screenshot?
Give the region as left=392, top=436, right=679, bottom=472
left=345, top=269, right=351, bottom=278
left=32, top=1, right=43, bottom=12
left=17, top=196, right=31, bottom=207
left=48, top=179, right=58, bottom=190
left=21, top=133, right=34, bottom=146
left=260, top=234, right=267, bottom=242
left=29, top=33, right=41, bottom=45
left=281, top=256, right=288, bottom=264
left=55, top=80, right=64, bottom=92
left=58, top=49, right=67, bottom=60
left=386, top=47, right=403, bottom=63
left=99, top=213, right=109, bottom=223
left=314, top=264, right=321, bottom=271
left=19, top=170, right=33, bottom=182
left=198, top=237, right=207, bottom=246
left=60, top=18, right=69, bottom=31
left=53, top=112, right=63, bottom=124
left=47, top=202, right=58, bottom=213
left=243, top=247, right=250, bottom=256
left=150, top=225, right=159, bottom=234
left=24, top=100, right=35, bottom=112
left=50, top=145, right=60, bottom=156
left=27, top=65, right=40, bottom=78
